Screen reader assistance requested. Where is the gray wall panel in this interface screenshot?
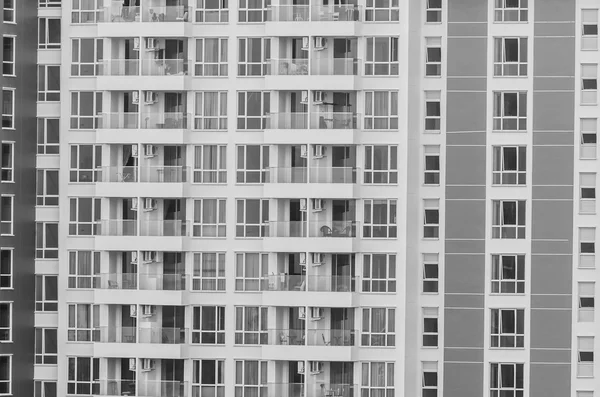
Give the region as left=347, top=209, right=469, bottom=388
left=446, top=186, right=486, bottom=200
left=445, top=294, right=485, bottom=308
left=530, top=295, right=572, bottom=309
left=444, top=348, right=484, bottom=363
left=533, top=38, right=575, bottom=76
left=447, top=0, right=487, bottom=22
left=445, top=200, right=486, bottom=240
left=533, top=77, right=576, bottom=91
left=446, top=146, right=486, bottom=185
left=530, top=349, right=572, bottom=363
left=532, top=92, right=575, bottom=131
left=446, top=132, right=486, bottom=146
left=532, top=186, right=574, bottom=200
left=446, top=92, right=487, bottom=132
left=532, top=132, right=574, bottom=145
left=533, top=22, right=576, bottom=37
left=445, top=308, right=485, bottom=348
left=531, top=201, right=574, bottom=240
left=447, top=38, right=487, bottom=77
left=531, top=146, right=574, bottom=185
left=534, top=0, right=577, bottom=22
left=531, top=255, right=573, bottom=295
left=531, top=241, right=573, bottom=255
left=447, top=77, right=487, bottom=91
left=446, top=241, right=486, bottom=254
left=448, top=22, right=487, bottom=37
left=530, top=364, right=572, bottom=397
left=444, top=363, right=484, bottom=397
left=445, top=254, right=486, bottom=293
left=530, top=309, right=572, bottom=349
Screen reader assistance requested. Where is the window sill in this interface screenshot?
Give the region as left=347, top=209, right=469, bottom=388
left=1, top=128, right=15, bottom=131
left=422, top=238, right=440, bottom=241
left=0, top=235, right=13, bottom=237
left=490, top=183, right=527, bottom=187
left=424, top=75, right=443, bottom=78
left=1, top=75, right=15, bottom=78
left=579, top=212, right=597, bottom=216
left=0, top=181, right=14, bottom=184
left=190, top=182, right=228, bottom=185
left=581, top=103, right=598, bottom=107
left=190, top=290, right=226, bottom=293
left=488, top=292, right=526, bottom=296
left=421, top=292, right=440, bottom=295
left=0, top=340, right=12, bottom=344
left=492, top=21, right=529, bottom=24
left=489, top=346, right=526, bottom=350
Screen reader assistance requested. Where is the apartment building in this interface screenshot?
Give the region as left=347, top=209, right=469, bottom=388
left=12, top=0, right=598, bottom=396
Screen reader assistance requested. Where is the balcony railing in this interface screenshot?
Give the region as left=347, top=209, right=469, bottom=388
left=263, top=274, right=306, bottom=291
left=102, top=5, right=190, bottom=23
left=307, top=383, right=357, bottom=397
left=103, top=5, right=140, bottom=22
left=309, top=167, right=357, bottom=183
left=142, top=59, right=189, bottom=76
left=99, top=220, right=189, bottom=237
left=267, top=112, right=309, bottom=129
left=138, top=327, right=187, bottom=344
left=101, top=59, right=140, bottom=76
left=142, top=113, right=190, bottom=129
left=99, top=112, right=140, bottom=129
left=268, top=329, right=306, bottom=345
left=311, top=58, right=360, bottom=76
left=269, top=59, right=309, bottom=76
left=139, top=273, right=187, bottom=291
left=306, top=329, right=356, bottom=346
left=95, top=326, right=137, bottom=343
left=137, top=381, right=187, bottom=397
left=97, top=380, right=137, bottom=396
left=267, top=221, right=358, bottom=238
left=100, top=220, right=138, bottom=236
left=267, top=5, right=360, bottom=21
left=267, top=221, right=307, bottom=237
left=266, top=113, right=359, bottom=129
left=100, top=166, right=139, bottom=183
left=140, top=166, right=188, bottom=183
left=94, top=273, right=138, bottom=289
left=267, top=167, right=308, bottom=183
left=307, top=275, right=356, bottom=292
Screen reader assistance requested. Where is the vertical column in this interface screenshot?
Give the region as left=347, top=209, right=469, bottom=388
left=530, top=1, right=575, bottom=396
left=443, top=1, right=488, bottom=396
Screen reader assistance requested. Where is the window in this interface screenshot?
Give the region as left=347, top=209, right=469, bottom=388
left=68, top=251, right=100, bottom=289
left=38, top=65, right=60, bottom=101
left=581, top=173, right=597, bottom=214
left=425, top=91, right=441, bottom=132
left=494, top=37, right=527, bottom=76
left=580, top=227, right=596, bottom=268
left=236, top=145, right=269, bottom=183
left=36, top=222, right=58, bottom=259
left=361, top=362, right=395, bottom=396
left=238, top=38, right=270, bottom=77
left=37, top=118, right=60, bottom=155
left=0, top=250, right=10, bottom=289
left=493, top=92, right=527, bottom=131
left=422, top=308, right=438, bottom=347
left=424, top=145, right=440, bottom=185
left=2, top=36, right=14, bottom=76
left=195, top=38, right=228, bottom=76
left=0, top=196, right=12, bottom=235
left=193, top=360, right=225, bottom=397
left=235, top=307, right=268, bottom=344
left=71, top=38, right=103, bottom=76
left=35, top=328, right=57, bottom=364
left=492, top=146, right=526, bottom=185
left=196, top=0, right=228, bottom=22
left=235, top=252, right=268, bottom=291
left=0, top=142, right=12, bottom=181
left=235, top=361, right=267, bottom=397
left=193, top=145, right=227, bottom=183
left=70, top=92, right=102, bottom=129
left=491, top=254, right=525, bottom=294
left=192, top=306, right=225, bottom=344
left=577, top=392, right=594, bottom=397
left=581, top=118, right=597, bottom=159
left=578, top=337, right=595, bottom=377
left=35, top=275, right=57, bottom=312
left=363, top=199, right=397, bottom=238
left=236, top=200, right=269, bottom=238
left=39, top=0, right=61, bottom=7
left=38, top=18, right=61, bottom=49
left=490, top=309, right=524, bottom=348
left=238, top=0, right=269, bottom=22
left=422, top=253, right=439, bottom=293
left=193, top=199, right=226, bottom=237
left=2, top=89, right=13, bottom=129
left=362, top=253, right=396, bottom=293
left=583, top=9, right=599, bottom=50
left=193, top=252, right=226, bottom=291
left=490, top=363, right=524, bottom=397
left=0, top=303, right=10, bottom=341
left=0, top=356, right=10, bottom=395
left=364, top=145, right=398, bottom=184
left=426, top=0, right=441, bottom=22
left=35, top=381, right=57, bottom=397
left=365, top=37, right=399, bottom=76
left=3, top=0, right=14, bottom=22
left=71, top=0, right=103, bottom=23
left=579, top=282, right=595, bottom=322
left=69, top=144, right=102, bottom=182
left=582, top=64, right=598, bottom=105
left=69, top=198, right=101, bottom=236
left=364, top=91, right=398, bottom=130
left=494, top=0, right=527, bottom=22
left=423, top=199, right=439, bottom=239
left=194, top=92, right=227, bottom=130
left=422, top=362, right=438, bottom=397
left=237, top=91, right=270, bottom=130
left=425, top=37, right=441, bottom=76
left=361, top=307, right=395, bottom=347
left=492, top=200, right=526, bottom=239
left=67, top=304, right=99, bottom=342
left=365, top=0, right=398, bottom=21
left=67, top=357, right=99, bottom=395
left=37, top=169, right=59, bottom=206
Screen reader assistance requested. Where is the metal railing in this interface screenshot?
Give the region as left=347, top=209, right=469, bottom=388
left=311, top=58, right=360, bottom=75
left=310, top=112, right=359, bottom=129
left=307, top=275, right=356, bottom=292
left=94, top=273, right=138, bottom=289
left=101, top=59, right=140, bottom=76
left=96, top=380, right=137, bottom=396
left=268, top=329, right=306, bottom=345
left=306, top=329, right=356, bottom=346
left=99, top=112, right=140, bottom=129
left=137, top=381, right=187, bottom=397
left=139, top=273, right=187, bottom=291
left=266, top=167, right=308, bottom=183
left=141, top=113, right=190, bottom=129
left=142, top=59, right=189, bottom=76
left=309, top=167, right=357, bottom=183
left=306, top=383, right=357, bottom=397
left=100, top=166, right=139, bottom=183
left=309, top=220, right=359, bottom=238
left=269, top=59, right=309, bottom=75
left=142, top=6, right=191, bottom=22
left=99, top=220, right=138, bottom=236
left=266, top=5, right=360, bottom=21
left=266, top=112, right=309, bottom=129
left=267, top=221, right=308, bottom=238
left=95, top=326, right=137, bottom=343
left=138, top=327, right=187, bottom=344
left=140, top=220, right=189, bottom=237
left=140, top=166, right=188, bottom=183
left=263, top=275, right=306, bottom=291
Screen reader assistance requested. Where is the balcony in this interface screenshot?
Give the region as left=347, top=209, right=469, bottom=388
left=268, top=329, right=355, bottom=346
left=101, top=59, right=140, bottom=76
left=142, top=59, right=189, bottom=76
left=267, top=221, right=358, bottom=238
left=138, top=327, right=187, bottom=344
left=262, top=275, right=355, bottom=292
left=266, top=5, right=360, bottom=36
left=97, top=220, right=189, bottom=251
left=142, top=113, right=190, bottom=129
left=95, top=273, right=187, bottom=291
left=96, top=380, right=136, bottom=396
left=101, top=4, right=190, bottom=23
left=99, top=166, right=188, bottom=184
left=96, top=380, right=187, bottom=397
left=99, top=113, right=140, bottom=129
left=266, top=58, right=360, bottom=90
left=267, top=112, right=359, bottom=130
left=267, top=167, right=357, bottom=184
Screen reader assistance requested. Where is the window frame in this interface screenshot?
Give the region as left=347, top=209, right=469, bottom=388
left=422, top=307, right=438, bottom=348
left=364, top=36, right=399, bottom=76
left=493, top=37, right=528, bottom=77
left=39, top=0, right=61, bottom=7
left=425, top=37, right=442, bottom=77
left=578, top=281, right=595, bottom=322
left=491, top=254, right=525, bottom=294
left=422, top=362, right=438, bottom=397
left=69, top=91, right=103, bottom=130
left=580, top=227, right=596, bottom=269
left=0, top=196, right=12, bottom=236
left=580, top=172, right=597, bottom=214
left=194, top=92, right=228, bottom=130
left=237, top=37, right=270, bottom=77
left=69, top=144, right=102, bottom=182
left=364, top=0, right=399, bottom=22
left=490, top=308, right=525, bottom=348
left=424, top=91, right=441, bottom=133
left=35, top=328, right=58, bottom=364
left=493, top=91, right=527, bottom=132
left=3, top=0, right=14, bottom=23
left=492, top=146, right=526, bottom=185
left=68, top=198, right=101, bottom=236
left=491, top=200, right=526, bottom=239
left=36, top=169, right=59, bottom=206
left=361, top=362, right=395, bottom=397
left=424, top=145, right=440, bottom=185
left=36, top=222, right=59, bottom=259
left=193, top=145, right=227, bottom=183
left=195, top=38, right=228, bottom=77
left=71, top=0, right=103, bottom=23
left=489, top=363, right=524, bottom=397
left=236, top=145, right=270, bottom=184
left=235, top=252, right=268, bottom=291
left=493, top=0, right=528, bottom=23
left=0, top=356, right=10, bottom=396
left=423, top=199, right=440, bottom=239
left=1, top=88, right=14, bottom=129
left=582, top=63, right=599, bottom=105
left=38, top=65, right=61, bottom=102
left=363, top=145, right=398, bottom=184
left=37, top=118, right=60, bottom=155
left=192, top=252, right=226, bottom=291
left=362, top=253, right=396, bottom=293
left=422, top=253, right=439, bottom=294
left=71, top=38, right=103, bottom=77
left=192, top=306, right=226, bottom=344
left=363, top=199, right=397, bottom=238
left=67, top=357, right=100, bottom=395
left=578, top=336, right=595, bottom=378
left=582, top=9, right=599, bottom=50
left=35, top=275, right=58, bottom=312
left=363, top=91, right=399, bottom=130
left=0, top=249, right=11, bottom=289
left=580, top=118, right=597, bottom=160
left=195, top=0, right=229, bottom=22
left=0, top=142, right=12, bottom=182
left=68, top=251, right=100, bottom=289
left=234, top=307, right=268, bottom=345
left=237, top=0, right=270, bottom=22
left=0, top=303, right=11, bottom=342
left=67, top=304, right=99, bottom=342
left=235, top=199, right=269, bottom=238
left=34, top=380, right=58, bottom=397
left=38, top=18, right=61, bottom=49
left=425, top=0, right=441, bottom=23
left=361, top=307, right=396, bottom=347
left=2, top=35, right=15, bottom=76
left=192, top=198, right=227, bottom=237
left=193, top=359, right=225, bottom=397
left=237, top=91, right=270, bottom=130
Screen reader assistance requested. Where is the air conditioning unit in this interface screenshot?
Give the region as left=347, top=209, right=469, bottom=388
left=142, top=251, right=157, bottom=264
left=312, top=199, right=323, bottom=212
left=143, top=198, right=157, bottom=212
left=301, top=37, right=309, bottom=50
left=130, top=251, right=138, bottom=265
left=299, top=307, right=306, bottom=320
left=131, top=198, right=139, bottom=211
left=311, top=252, right=323, bottom=266
left=130, top=304, right=137, bottom=318
left=299, top=252, right=307, bottom=265
left=300, top=144, right=308, bottom=158
left=141, top=359, right=156, bottom=372
left=313, top=91, right=324, bottom=105
left=131, top=144, right=139, bottom=157
left=297, top=361, right=305, bottom=374
left=132, top=91, right=140, bottom=104
left=133, top=37, right=141, bottom=51
left=129, top=358, right=137, bottom=371
left=146, top=38, right=157, bottom=50
left=144, top=91, right=158, bottom=105
left=142, top=305, right=156, bottom=317
left=300, top=90, right=309, bottom=105
left=300, top=198, right=308, bottom=212
left=313, top=145, right=325, bottom=159
left=310, top=307, right=324, bottom=321
left=314, top=37, right=326, bottom=50
left=309, top=361, right=323, bottom=374
left=144, top=144, right=157, bottom=158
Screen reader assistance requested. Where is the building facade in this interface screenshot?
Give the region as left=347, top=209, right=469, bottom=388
left=15, top=0, right=600, bottom=396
